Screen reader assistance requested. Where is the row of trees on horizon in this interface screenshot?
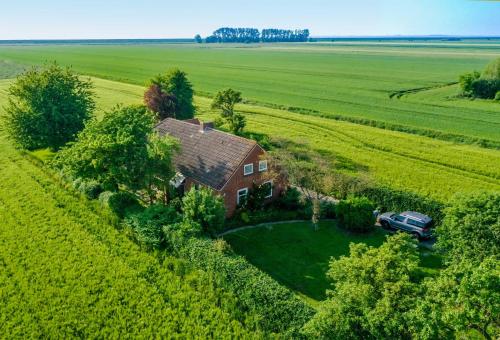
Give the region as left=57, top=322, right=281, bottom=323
left=195, top=27, right=310, bottom=43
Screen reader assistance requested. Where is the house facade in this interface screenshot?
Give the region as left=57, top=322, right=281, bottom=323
left=155, top=118, right=283, bottom=217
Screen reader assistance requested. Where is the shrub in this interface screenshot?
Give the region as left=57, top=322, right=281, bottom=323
left=73, top=178, right=103, bottom=199
left=99, top=191, right=142, bottom=218
left=321, top=201, right=336, bottom=219
left=336, top=196, right=375, bottom=233
left=276, top=187, right=303, bottom=210
left=182, top=187, right=225, bottom=236
left=495, top=91, right=500, bottom=101
left=173, top=235, right=315, bottom=335
left=124, top=204, right=180, bottom=249
left=471, top=78, right=500, bottom=99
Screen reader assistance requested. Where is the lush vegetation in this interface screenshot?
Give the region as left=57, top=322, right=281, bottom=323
left=0, top=42, right=498, bottom=144
left=459, top=57, right=500, bottom=99
left=0, top=131, right=263, bottom=337
left=2, top=63, right=95, bottom=150
left=335, top=196, right=376, bottom=233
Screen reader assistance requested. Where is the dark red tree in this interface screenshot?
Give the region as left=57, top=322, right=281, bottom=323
left=144, top=84, right=177, bottom=120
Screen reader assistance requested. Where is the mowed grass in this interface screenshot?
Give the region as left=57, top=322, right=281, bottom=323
left=2, top=77, right=498, bottom=202
left=0, top=42, right=499, bottom=142
left=223, top=221, right=441, bottom=303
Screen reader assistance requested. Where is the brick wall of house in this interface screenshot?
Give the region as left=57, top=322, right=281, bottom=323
left=183, top=145, right=284, bottom=217
left=220, top=145, right=283, bottom=217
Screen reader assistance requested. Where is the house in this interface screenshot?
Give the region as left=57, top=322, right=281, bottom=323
left=155, top=118, right=283, bottom=217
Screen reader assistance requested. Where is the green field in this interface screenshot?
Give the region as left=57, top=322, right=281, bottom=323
left=3, top=76, right=498, bottom=202
left=0, top=42, right=499, bottom=144
left=0, top=85, right=259, bottom=337
left=223, top=221, right=442, bottom=303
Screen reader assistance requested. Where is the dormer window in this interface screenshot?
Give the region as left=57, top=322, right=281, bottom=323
left=259, top=160, right=268, bottom=172
left=243, top=163, right=254, bottom=175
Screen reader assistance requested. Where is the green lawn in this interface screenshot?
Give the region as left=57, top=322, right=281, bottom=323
left=223, top=221, right=441, bottom=303
left=1, top=42, right=499, bottom=142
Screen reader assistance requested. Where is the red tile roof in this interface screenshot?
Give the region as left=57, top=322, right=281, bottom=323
left=155, top=118, right=258, bottom=190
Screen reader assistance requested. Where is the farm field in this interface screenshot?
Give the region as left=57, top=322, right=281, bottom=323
left=0, top=87, right=259, bottom=337
left=223, top=221, right=442, bottom=303
left=0, top=42, right=499, bottom=144
left=2, top=77, right=498, bottom=202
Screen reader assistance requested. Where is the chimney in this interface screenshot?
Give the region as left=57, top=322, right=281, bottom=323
left=200, top=121, right=214, bottom=132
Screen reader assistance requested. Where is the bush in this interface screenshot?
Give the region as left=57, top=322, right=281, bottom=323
left=276, top=187, right=303, bottom=210
left=360, top=186, right=444, bottom=224
left=336, top=196, right=376, bottom=233
left=471, top=78, right=500, bottom=99
left=173, top=235, right=315, bottom=335
left=495, top=91, right=500, bottom=101
left=99, top=191, right=142, bottom=218
left=124, top=204, right=180, bottom=249
left=182, top=187, right=225, bottom=236
left=73, top=178, right=103, bottom=199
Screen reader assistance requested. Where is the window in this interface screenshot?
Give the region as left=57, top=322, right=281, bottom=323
left=262, top=181, right=273, bottom=198
left=407, top=219, right=424, bottom=228
left=243, top=163, right=254, bottom=175
left=237, top=188, right=248, bottom=205
left=259, top=160, right=268, bottom=172
left=394, top=215, right=405, bottom=222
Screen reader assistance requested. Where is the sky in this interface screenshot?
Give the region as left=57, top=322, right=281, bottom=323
left=0, top=0, right=499, bottom=40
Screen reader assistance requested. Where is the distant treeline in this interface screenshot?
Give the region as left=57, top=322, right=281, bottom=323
left=198, top=27, right=310, bottom=43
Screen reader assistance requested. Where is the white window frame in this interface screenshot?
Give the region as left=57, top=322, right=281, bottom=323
left=262, top=180, right=273, bottom=198
left=237, top=188, right=248, bottom=205
left=259, top=160, right=268, bottom=172
left=243, top=163, right=254, bottom=176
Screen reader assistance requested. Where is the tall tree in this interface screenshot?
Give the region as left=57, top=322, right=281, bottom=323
left=267, top=146, right=334, bottom=230
left=303, top=233, right=422, bottom=339
left=144, top=84, right=177, bottom=120
left=436, top=191, right=500, bottom=265
left=151, top=69, right=195, bottom=120
left=211, top=88, right=245, bottom=134
left=144, top=133, right=179, bottom=204
left=3, top=63, right=95, bottom=150
left=52, top=105, right=155, bottom=191
left=194, top=34, right=203, bottom=43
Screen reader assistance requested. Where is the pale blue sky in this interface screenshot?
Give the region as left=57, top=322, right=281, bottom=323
left=0, top=0, right=499, bottom=39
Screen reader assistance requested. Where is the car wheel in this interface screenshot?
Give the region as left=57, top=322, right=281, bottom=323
left=381, top=221, right=390, bottom=229
left=412, top=232, right=421, bottom=241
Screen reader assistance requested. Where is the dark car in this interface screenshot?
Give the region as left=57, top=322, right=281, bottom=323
left=377, top=211, right=433, bottom=240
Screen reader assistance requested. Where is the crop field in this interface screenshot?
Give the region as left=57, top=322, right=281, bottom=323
left=0, top=42, right=499, bottom=144
left=0, top=88, right=259, bottom=337
left=2, top=77, right=498, bottom=202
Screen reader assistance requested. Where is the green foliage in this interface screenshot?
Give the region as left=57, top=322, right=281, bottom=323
left=459, top=71, right=481, bottom=96
left=0, top=134, right=262, bottom=337
left=211, top=88, right=245, bottom=134
left=471, top=78, right=500, bottom=99
left=436, top=191, right=500, bottom=264
left=105, top=191, right=142, bottom=218
left=124, top=204, right=180, bottom=249
left=3, top=63, right=95, bottom=150
left=482, top=57, right=500, bottom=79
left=413, top=257, right=499, bottom=340
left=174, top=235, right=315, bottom=335
left=335, top=196, right=376, bottom=233
left=303, top=233, right=421, bottom=339
left=276, top=187, right=303, bottom=210
left=72, top=178, right=103, bottom=199
left=53, top=105, right=155, bottom=191
left=182, top=187, right=225, bottom=236
left=361, top=186, right=445, bottom=224
left=151, top=69, right=194, bottom=120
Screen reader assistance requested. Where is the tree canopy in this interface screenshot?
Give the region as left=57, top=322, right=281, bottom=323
left=150, top=69, right=195, bottom=120
left=303, top=233, right=421, bottom=339
left=436, top=191, right=500, bottom=264
left=144, top=84, right=177, bottom=120
left=211, top=88, right=245, bottom=134
left=53, top=105, right=179, bottom=195
left=182, top=187, right=225, bottom=236
left=459, top=58, right=500, bottom=99
left=204, top=27, right=309, bottom=43
left=3, top=63, right=95, bottom=150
